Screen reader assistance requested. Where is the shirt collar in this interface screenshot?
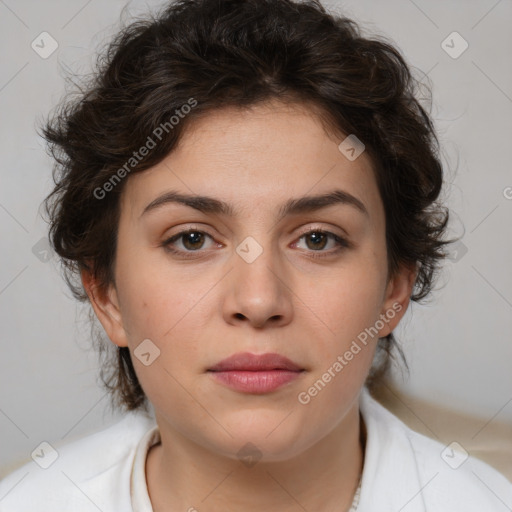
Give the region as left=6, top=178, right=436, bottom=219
left=357, top=387, right=428, bottom=511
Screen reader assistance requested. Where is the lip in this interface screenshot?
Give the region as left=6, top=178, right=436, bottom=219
left=208, top=352, right=303, bottom=372
left=207, top=352, right=305, bottom=394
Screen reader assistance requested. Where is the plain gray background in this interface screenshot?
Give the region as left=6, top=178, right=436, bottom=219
left=1, top=0, right=511, bottom=476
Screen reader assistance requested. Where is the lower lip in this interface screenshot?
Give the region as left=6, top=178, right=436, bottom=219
left=208, top=370, right=303, bottom=393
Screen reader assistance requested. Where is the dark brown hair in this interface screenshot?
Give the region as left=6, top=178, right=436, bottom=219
left=42, top=0, right=453, bottom=413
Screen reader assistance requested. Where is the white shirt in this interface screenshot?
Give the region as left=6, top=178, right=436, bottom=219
left=1, top=388, right=511, bottom=511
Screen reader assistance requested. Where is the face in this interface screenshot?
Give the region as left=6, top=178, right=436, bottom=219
left=86, top=100, right=414, bottom=461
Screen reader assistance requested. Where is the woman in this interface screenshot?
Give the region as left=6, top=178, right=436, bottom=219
left=0, top=0, right=510, bottom=510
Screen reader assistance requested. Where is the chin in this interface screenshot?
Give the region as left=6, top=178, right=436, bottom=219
left=206, top=418, right=313, bottom=463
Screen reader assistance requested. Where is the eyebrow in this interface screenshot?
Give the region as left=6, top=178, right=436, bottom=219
left=140, top=188, right=368, bottom=221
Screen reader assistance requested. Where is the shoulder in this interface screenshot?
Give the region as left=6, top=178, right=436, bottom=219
left=359, top=388, right=512, bottom=511
left=406, top=427, right=512, bottom=509
left=0, top=409, right=156, bottom=511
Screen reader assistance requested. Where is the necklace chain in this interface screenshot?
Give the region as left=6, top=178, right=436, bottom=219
left=348, top=476, right=362, bottom=511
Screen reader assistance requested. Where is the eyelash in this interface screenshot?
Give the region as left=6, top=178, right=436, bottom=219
left=161, top=226, right=351, bottom=260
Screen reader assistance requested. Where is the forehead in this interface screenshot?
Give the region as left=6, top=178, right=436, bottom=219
left=121, top=101, right=383, bottom=226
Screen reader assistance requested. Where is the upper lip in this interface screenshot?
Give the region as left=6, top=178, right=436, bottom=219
left=208, top=352, right=303, bottom=372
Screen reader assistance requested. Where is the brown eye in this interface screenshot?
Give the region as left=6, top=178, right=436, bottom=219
left=294, top=229, right=349, bottom=254
left=304, top=231, right=329, bottom=250
left=178, top=231, right=207, bottom=250
left=162, top=229, right=218, bottom=258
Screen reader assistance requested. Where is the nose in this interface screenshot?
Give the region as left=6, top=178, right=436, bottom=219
left=222, top=241, right=293, bottom=329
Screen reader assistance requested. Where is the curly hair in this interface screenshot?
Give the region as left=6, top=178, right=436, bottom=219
left=41, top=0, right=453, bottom=413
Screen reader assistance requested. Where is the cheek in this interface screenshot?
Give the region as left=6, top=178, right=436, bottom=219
left=114, top=254, right=219, bottom=374
left=114, top=241, right=190, bottom=334
left=295, top=267, right=385, bottom=414
left=306, top=261, right=387, bottom=348
left=114, top=268, right=209, bottom=405
left=119, top=281, right=202, bottom=343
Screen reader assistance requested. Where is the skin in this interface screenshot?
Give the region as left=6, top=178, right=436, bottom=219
left=83, top=99, right=416, bottom=511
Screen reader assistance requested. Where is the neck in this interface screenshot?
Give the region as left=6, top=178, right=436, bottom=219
left=146, top=400, right=364, bottom=512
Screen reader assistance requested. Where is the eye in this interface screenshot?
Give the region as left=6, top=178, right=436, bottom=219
left=162, top=228, right=219, bottom=259
left=161, top=226, right=351, bottom=260
left=292, top=229, right=350, bottom=259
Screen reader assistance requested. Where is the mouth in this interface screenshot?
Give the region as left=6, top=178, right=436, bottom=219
left=207, top=352, right=305, bottom=394
left=208, top=352, right=303, bottom=372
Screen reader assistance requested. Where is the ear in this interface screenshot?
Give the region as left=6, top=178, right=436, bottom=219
left=377, top=263, right=417, bottom=337
left=81, top=268, right=129, bottom=348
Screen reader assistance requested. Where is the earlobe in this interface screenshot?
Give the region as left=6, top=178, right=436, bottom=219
left=80, top=269, right=129, bottom=348
left=378, top=263, right=417, bottom=337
